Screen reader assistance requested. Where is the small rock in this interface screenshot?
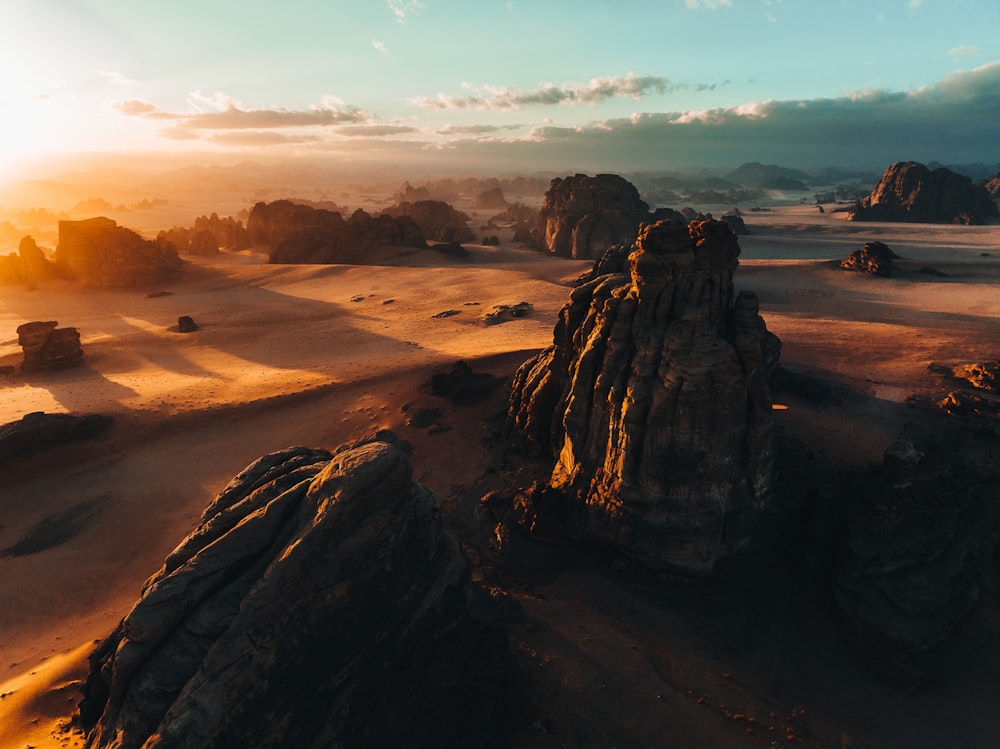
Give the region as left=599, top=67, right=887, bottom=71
left=177, top=315, right=198, bottom=333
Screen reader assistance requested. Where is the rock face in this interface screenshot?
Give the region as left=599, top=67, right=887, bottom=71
left=0, top=236, right=56, bottom=285
left=55, top=218, right=183, bottom=287
left=834, top=421, right=1000, bottom=684
left=507, top=219, right=781, bottom=574
left=981, top=172, right=1000, bottom=200
left=472, top=187, right=509, bottom=210
left=848, top=162, right=999, bottom=224
left=840, top=240, right=897, bottom=276
left=247, top=201, right=427, bottom=264
left=535, top=174, right=655, bottom=259
left=79, top=438, right=515, bottom=749
left=380, top=200, right=475, bottom=243
left=0, top=412, right=113, bottom=461
left=17, top=321, right=84, bottom=370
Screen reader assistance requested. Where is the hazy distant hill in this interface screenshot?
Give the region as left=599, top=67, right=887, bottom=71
left=725, top=162, right=812, bottom=188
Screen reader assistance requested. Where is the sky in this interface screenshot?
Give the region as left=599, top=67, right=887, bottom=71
left=2, top=0, right=999, bottom=179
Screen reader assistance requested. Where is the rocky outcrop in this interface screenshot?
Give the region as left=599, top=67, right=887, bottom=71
left=380, top=200, right=475, bottom=243
left=840, top=240, right=897, bottom=276
left=0, top=237, right=56, bottom=285
left=848, top=161, right=999, bottom=224
left=981, top=172, right=1000, bottom=200
left=79, top=437, right=516, bottom=749
left=507, top=219, right=781, bottom=574
left=834, top=421, right=1000, bottom=684
left=0, top=412, right=113, bottom=461
left=159, top=214, right=249, bottom=254
left=535, top=174, right=655, bottom=259
left=248, top=201, right=427, bottom=264
left=472, top=187, right=509, bottom=210
left=17, top=321, right=84, bottom=370
left=55, top=217, right=183, bottom=287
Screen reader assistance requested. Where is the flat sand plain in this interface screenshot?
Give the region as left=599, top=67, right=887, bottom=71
left=2, top=204, right=999, bottom=748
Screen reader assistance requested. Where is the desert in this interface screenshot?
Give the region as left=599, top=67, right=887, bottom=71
left=0, top=164, right=998, bottom=748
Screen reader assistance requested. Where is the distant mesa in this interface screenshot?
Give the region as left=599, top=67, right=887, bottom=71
left=507, top=219, right=782, bottom=575
left=724, top=161, right=812, bottom=189
left=159, top=213, right=250, bottom=254
left=471, top=187, right=509, bottom=210
left=380, top=199, right=475, bottom=244
left=16, top=320, right=84, bottom=371
left=839, top=240, right=897, bottom=276
left=79, top=437, right=517, bottom=748
left=248, top=200, right=426, bottom=264
left=56, top=217, right=183, bottom=287
left=847, top=161, right=999, bottom=224
left=535, top=173, right=655, bottom=259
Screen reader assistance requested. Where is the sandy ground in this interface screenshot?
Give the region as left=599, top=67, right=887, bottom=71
left=1, top=204, right=999, bottom=748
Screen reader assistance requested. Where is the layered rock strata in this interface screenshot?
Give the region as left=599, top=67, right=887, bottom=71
left=79, top=438, right=515, bottom=749
left=507, top=219, right=780, bottom=574
left=17, top=321, right=84, bottom=370
left=848, top=161, right=999, bottom=224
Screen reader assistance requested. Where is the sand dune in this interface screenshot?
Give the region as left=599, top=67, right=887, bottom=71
left=2, top=208, right=999, bottom=748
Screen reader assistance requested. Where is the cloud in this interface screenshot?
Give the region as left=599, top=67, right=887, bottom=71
left=387, top=0, right=425, bottom=23
left=948, top=46, right=980, bottom=58
left=410, top=73, right=712, bottom=110
left=333, top=124, right=419, bottom=138
left=435, top=123, right=522, bottom=135
left=908, top=0, right=923, bottom=7
left=96, top=70, right=135, bottom=86
left=372, top=40, right=388, bottom=54
left=684, top=0, right=732, bottom=8
left=484, top=61, right=1000, bottom=169
left=207, top=131, right=324, bottom=146
left=114, top=92, right=371, bottom=140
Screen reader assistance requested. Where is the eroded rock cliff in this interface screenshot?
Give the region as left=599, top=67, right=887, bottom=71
left=79, top=437, right=516, bottom=749
left=848, top=161, right=999, bottom=224
left=55, top=217, right=182, bottom=287
left=507, top=219, right=781, bottom=574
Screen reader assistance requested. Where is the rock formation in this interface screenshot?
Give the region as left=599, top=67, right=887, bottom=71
left=981, top=171, right=1000, bottom=200
left=840, top=240, right=897, bottom=276
left=79, top=437, right=516, bottom=748
left=177, top=315, right=199, bottom=333
left=159, top=213, right=249, bottom=254
left=834, top=420, right=1000, bottom=684
left=0, top=412, right=113, bottom=461
left=55, top=217, right=183, bottom=287
left=0, top=236, right=56, bottom=285
left=848, top=161, right=999, bottom=224
left=472, top=187, right=509, bottom=210
left=380, top=200, right=475, bottom=243
left=507, top=219, right=781, bottom=574
left=17, top=321, right=84, bottom=370
left=535, top=174, right=655, bottom=259
left=247, top=201, right=426, bottom=264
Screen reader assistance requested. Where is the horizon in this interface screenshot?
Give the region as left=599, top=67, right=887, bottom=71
left=3, top=1, right=1000, bottom=186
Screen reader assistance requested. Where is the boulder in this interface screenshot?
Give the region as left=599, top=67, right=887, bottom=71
left=79, top=438, right=516, bottom=749
left=55, top=217, right=183, bottom=287
left=177, top=315, right=199, bottom=333
left=17, top=321, right=84, bottom=371
left=507, top=219, right=781, bottom=574
left=848, top=161, right=999, bottom=224
left=0, top=237, right=56, bottom=285
left=840, top=240, right=897, bottom=276
left=535, top=174, right=654, bottom=259
left=981, top=172, right=1000, bottom=200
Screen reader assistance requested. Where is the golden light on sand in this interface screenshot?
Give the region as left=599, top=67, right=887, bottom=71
left=772, top=403, right=789, bottom=410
